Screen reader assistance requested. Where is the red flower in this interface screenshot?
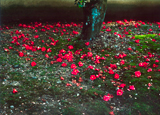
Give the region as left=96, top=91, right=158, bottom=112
left=71, top=69, right=79, bottom=75
left=57, top=58, right=62, bottom=62
left=120, top=60, right=125, bottom=65
left=119, top=83, right=126, bottom=88
left=59, top=49, right=66, bottom=53
left=87, top=52, right=93, bottom=57
left=135, top=39, right=140, bottom=43
left=88, top=65, right=94, bottom=69
left=90, top=75, right=96, bottom=80
left=129, top=85, right=135, bottom=90
left=114, top=73, right=119, bottom=79
left=31, top=61, right=36, bottom=66
left=116, top=89, right=123, bottom=96
left=135, top=71, right=141, bottom=77
left=45, top=54, right=49, bottom=58
left=108, top=69, right=114, bottom=74
left=41, top=47, right=46, bottom=52
left=61, top=63, right=67, bottom=67
left=110, top=64, right=117, bottom=69
left=19, top=52, right=24, bottom=57
left=34, top=35, right=39, bottom=38
left=68, top=45, right=73, bottom=50
left=128, top=47, right=132, bottom=51
left=85, top=42, right=89, bottom=46
left=103, top=94, right=111, bottom=101
left=60, top=76, right=64, bottom=80
left=71, top=64, right=77, bottom=69
left=153, top=64, right=158, bottom=68
left=147, top=68, right=152, bottom=72
left=78, top=61, right=83, bottom=67
left=155, top=60, right=159, bottom=63
left=47, top=48, right=52, bottom=52
left=12, top=88, right=18, bottom=94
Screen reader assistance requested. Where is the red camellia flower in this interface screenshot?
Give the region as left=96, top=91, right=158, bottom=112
left=78, top=61, right=83, bottom=67
left=116, top=89, right=123, bottom=96
left=90, top=75, right=96, bottom=80
left=135, top=71, right=141, bottom=77
left=71, top=64, right=77, bottom=69
left=114, top=73, right=119, bottom=79
left=129, top=85, right=135, bottom=90
left=41, top=47, right=46, bottom=52
left=88, top=65, right=94, bottom=69
left=155, top=59, right=159, bottom=63
left=108, top=69, right=114, bottom=74
left=59, top=49, right=66, bottom=53
left=34, top=35, right=39, bottom=38
left=135, top=39, right=140, bottom=43
left=68, top=45, right=73, bottom=50
left=153, top=64, right=158, bottom=68
left=87, top=52, right=93, bottom=57
left=103, top=94, right=112, bottom=101
left=61, top=63, right=67, bottom=67
left=19, top=52, right=24, bottom=57
left=57, top=58, right=62, bottom=62
left=12, top=88, right=18, bottom=94
left=147, top=68, right=152, bottom=72
left=71, top=69, right=79, bottom=75
left=128, top=47, right=132, bottom=51
left=31, top=61, right=36, bottom=66
left=85, top=42, right=89, bottom=46
left=119, top=83, right=126, bottom=88
left=120, top=60, right=125, bottom=65
left=45, top=54, right=49, bottom=58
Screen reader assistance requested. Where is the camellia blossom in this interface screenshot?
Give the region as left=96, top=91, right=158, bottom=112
left=71, top=69, right=79, bottom=75
left=41, top=47, right=46, bottom=52
left=68, top=45, right=73, bottom=50
left=120, top=60, right=125, bottom=65
left=19, top=52, right=24, bottom=57
left=114, top=73, right=119, bottom=79
left=71, top=64, right=77, bottom=69
left=57, top=58, right=62, bottom=62
left=87, top=52, right=93, bottom=57
left=116, top=89, right=123, bottom=96
left=31, top=61, right=36, bottom=66
left=108, top=69, right=114, bottom=74
left=78, top=61, right=83, bottom=67
left=85, top=42, right=89, bottom=46
left=12, top=88, right=18, bottom=94
left=135, top=71, right=141, bottom=77
left=61, top=63, right=67, bottom=67
left=90, top=75, right=96, bottom=80
left=129, top=85, right=135, bottom=90
left=103, top=94, right=112, bottom=101
left=119, top=83, right=126, bottom=88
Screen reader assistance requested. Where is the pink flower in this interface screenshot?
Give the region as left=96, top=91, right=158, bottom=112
left=19, top=52, right=24, bottom=57
left=147, top=68, right=152, bottom=72
left=135, top=39, right=140, bottom=43
left=116, top=89, right=123, bottom=96
left=12, top=88, right=18, bottom=94
left=120, top=60, right=125, bottom=65
left=129, top=85, right=135, bottom=90
left=56, top=58, right=62, bottom=62
left=71, top=69, right=79, bottom=75
left=114, top=73, right=119, bottom=79
left=71, top=64, right=77, bottom=69
left=88, top=65, right=94, bottom=69
left=119, top=83, right=126, bottom=88
left=85, top=42, right=89, bottom=46
left=78, top=61, right=83, bottom=67
left=108, top=69, right=114, bottom=74
left=31, top=61, right=36, bottom=66
left=155, top=60, right=159, bottom=63
left=41, top=47, right=46, bottom=52
left=61, top=63, right=67, bottom=67
left=103, top=94, right=112, bottom=101
left=87, top=52, right=93, bottom=57
left=68, top=45, right=73, bottom=50
left=90, top=75, right=96, bottom=80
left=135, top=71, right=141, bottom=77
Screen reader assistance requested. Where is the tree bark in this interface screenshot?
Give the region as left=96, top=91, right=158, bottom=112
left=80, top=0, right=107, bottom=41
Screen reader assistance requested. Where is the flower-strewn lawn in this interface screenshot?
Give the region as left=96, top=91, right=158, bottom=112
left=0, top=20, right=160, bottom=115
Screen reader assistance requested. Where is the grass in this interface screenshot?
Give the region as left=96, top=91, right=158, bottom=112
left=0, top=20, right=160, bottom=115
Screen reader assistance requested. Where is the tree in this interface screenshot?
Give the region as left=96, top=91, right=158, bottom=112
left=75, top=0, right=108, bottom=41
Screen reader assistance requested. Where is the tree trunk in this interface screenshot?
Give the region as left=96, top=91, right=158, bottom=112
left=80, top=0, right=107, bottom=41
